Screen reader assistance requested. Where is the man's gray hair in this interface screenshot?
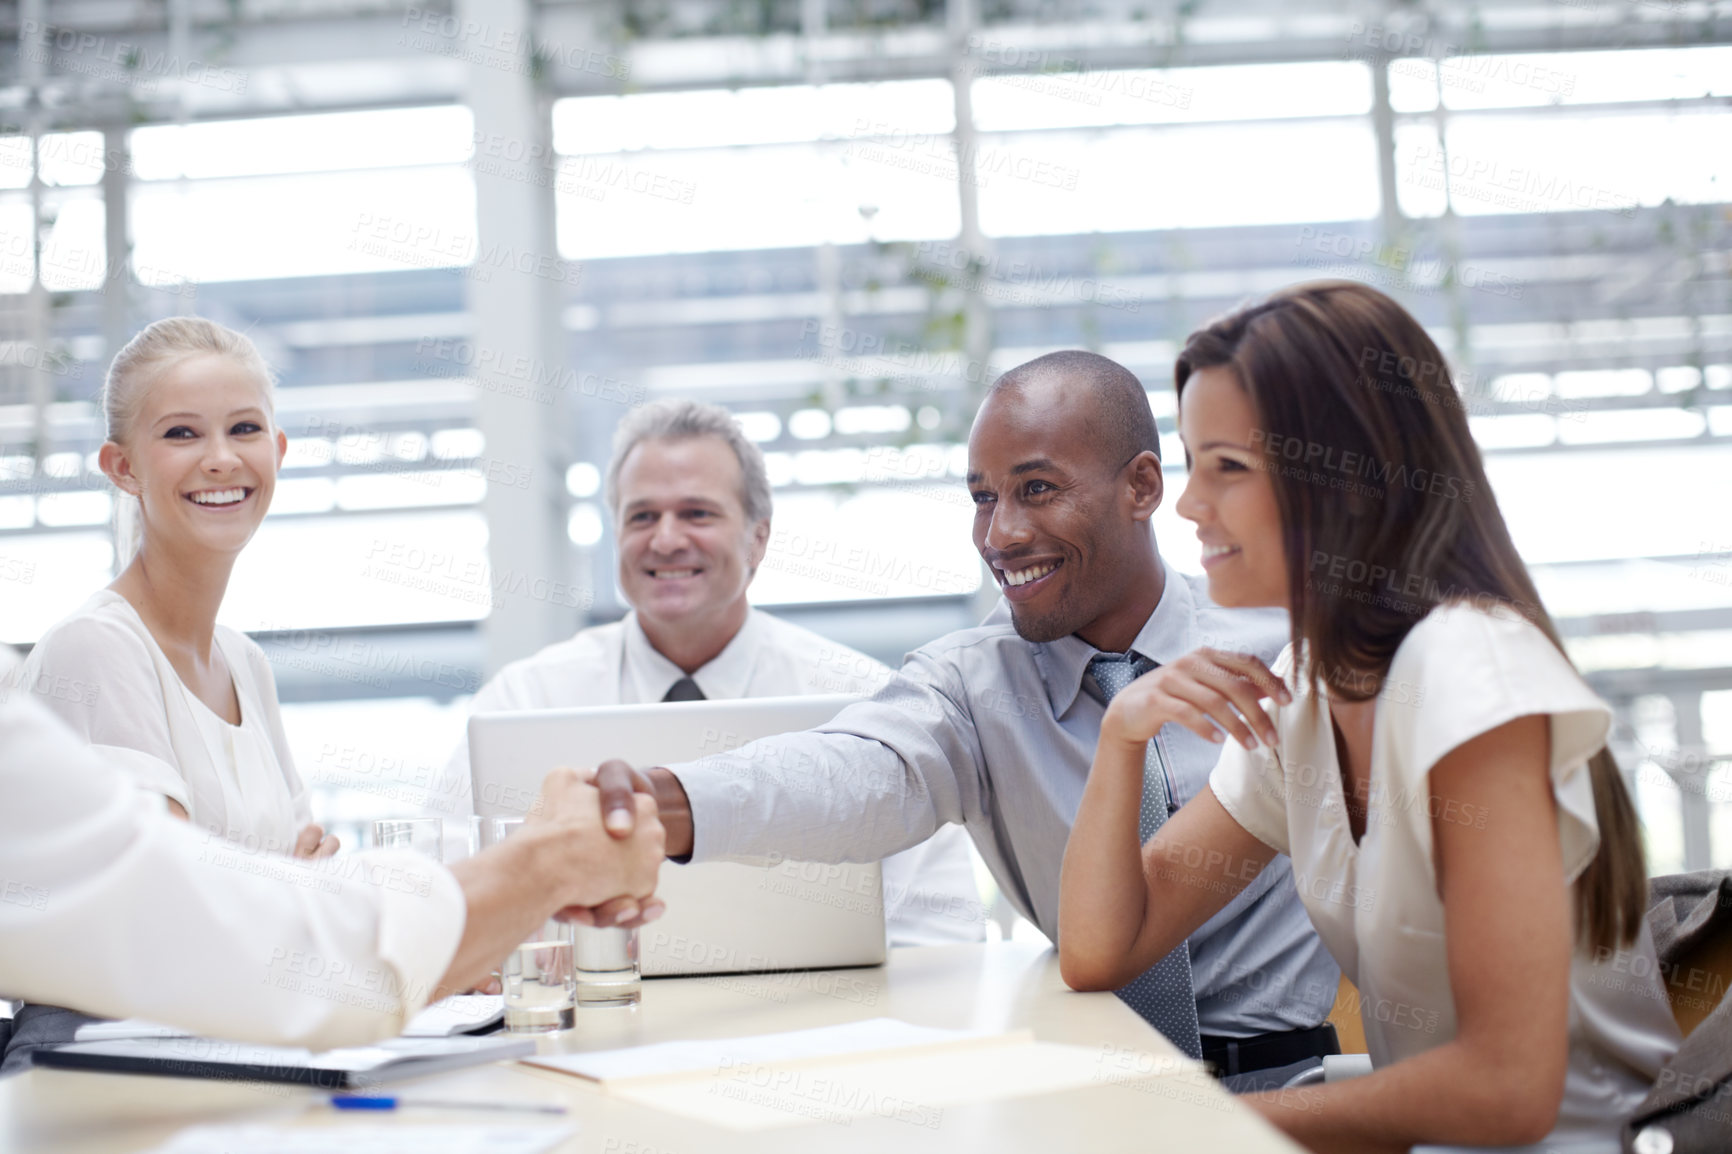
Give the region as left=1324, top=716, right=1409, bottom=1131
left=605, top=399, right=773, bottom=525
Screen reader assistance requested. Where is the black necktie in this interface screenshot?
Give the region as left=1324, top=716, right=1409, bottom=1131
left=662, top=676, right=705, bottom=702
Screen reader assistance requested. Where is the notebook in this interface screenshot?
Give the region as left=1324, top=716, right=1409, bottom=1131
left=35, top=1033, right=533, bottom=1089
left=73, top=996, right=505, bottom=1043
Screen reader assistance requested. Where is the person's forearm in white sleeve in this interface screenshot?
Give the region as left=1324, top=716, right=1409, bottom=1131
left=0, top=690, right=666, bottom=1051
left=0, top=690, right=455, bottom=1048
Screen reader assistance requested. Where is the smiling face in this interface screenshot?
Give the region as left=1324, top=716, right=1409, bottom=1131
left=1174, top=365, right=1288, bottom=609
left=967, top=376, right=1163, bottom=645
left=100, top=354, right=285, bottom=560
left=614, top=435, right=769, bottom=633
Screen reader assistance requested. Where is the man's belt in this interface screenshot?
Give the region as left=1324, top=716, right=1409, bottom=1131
left=1200, top=1023, right=1341, bottom=1077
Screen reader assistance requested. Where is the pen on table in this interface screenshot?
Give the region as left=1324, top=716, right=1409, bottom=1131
left=331, top=1095, right=567, bottom=1115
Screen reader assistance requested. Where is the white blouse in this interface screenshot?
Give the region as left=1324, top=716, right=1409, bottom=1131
left=19, top=590, right=311, bottom=854
left=1210, top=602, right=1679, bottom=1152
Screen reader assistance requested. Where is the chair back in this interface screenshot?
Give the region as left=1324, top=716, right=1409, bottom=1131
left=1328, top=975, right=1369, bottom=1054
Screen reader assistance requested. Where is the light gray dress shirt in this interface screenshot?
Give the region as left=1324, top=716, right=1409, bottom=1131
left=672, top=559, right=1342, bottom=1037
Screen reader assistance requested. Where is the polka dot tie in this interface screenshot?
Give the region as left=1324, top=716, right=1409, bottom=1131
left=1084, top=652, right=1203, bottom=1060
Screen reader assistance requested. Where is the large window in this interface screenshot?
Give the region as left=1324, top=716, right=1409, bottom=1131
left=3, top=27, right=1729, bottom=873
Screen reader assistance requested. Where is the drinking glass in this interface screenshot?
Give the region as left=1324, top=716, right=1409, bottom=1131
left=371, top=817, right=442, bottom=859
left=502, top=916, right=578, bottom=1033
left=573, top=923, right=641, bottom=1008
left=481, top=817, right=578, bottom=1033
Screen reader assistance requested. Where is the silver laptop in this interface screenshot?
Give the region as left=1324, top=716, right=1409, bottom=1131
left=468, top=694, right=886, bottom=977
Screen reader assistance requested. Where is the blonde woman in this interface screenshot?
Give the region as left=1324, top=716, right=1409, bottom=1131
left=20, top=318, right=333, bottom=859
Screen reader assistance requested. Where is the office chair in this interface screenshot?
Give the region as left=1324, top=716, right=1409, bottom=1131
left=1285, top=880, right=1732, bottom=1093
left=1284, top=974, right=1373, bottom=1089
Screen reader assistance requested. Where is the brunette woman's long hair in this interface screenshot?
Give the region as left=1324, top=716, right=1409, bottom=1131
left=1175, top=280, right=1644, bottom=952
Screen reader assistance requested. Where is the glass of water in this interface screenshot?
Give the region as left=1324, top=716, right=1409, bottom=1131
left=481, top=817, right=578, bottom=1033
left=573, top=923, right=641, bottom=1008
left=503, top=917, right=578, bottom=1033
left=371, top=818, right=442, bottom=859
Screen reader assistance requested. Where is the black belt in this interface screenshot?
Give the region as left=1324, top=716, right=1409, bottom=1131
left=1200, top=1023, right=1340, bottom=1077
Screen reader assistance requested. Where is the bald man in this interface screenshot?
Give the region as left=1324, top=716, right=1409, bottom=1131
left=601, top=351, right=1340, bottom=1089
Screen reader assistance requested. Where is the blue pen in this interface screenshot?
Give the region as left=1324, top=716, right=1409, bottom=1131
left=331, top=1096, right=567, bottom=1115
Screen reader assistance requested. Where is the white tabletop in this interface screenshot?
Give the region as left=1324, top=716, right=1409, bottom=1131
left=0, top=942, right=1301, bottom=1153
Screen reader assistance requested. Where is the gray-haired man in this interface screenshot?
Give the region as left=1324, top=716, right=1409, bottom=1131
left=439, top=399, right=984, bottom=945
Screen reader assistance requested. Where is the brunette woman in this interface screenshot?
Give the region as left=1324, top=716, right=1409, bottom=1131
left=1059, top=282, right=1677, bottom=1152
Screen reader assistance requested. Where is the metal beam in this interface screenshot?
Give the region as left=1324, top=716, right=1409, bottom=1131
left=100, top=123, right=129, bottom=362
left=2, top=4, right=1728, bottom=126
left=459, top=0, right=578, bottom=676
left=1669, top=689, right=1715, bottom=871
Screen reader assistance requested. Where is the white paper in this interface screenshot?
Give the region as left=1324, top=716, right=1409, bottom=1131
left=77, top=999, right=506, bottom=1046
left=146, top=1123, right=574, bottom=1154
left=74, top=1019, right=192, bottom=1042
left=617, top=1038, right=1195, bottom=1131
left=523, top=1018, right=996, bottom=1084
left=62, top=1038, right=321, bottom=1066
left=402, top=995, right=504, bottom=1038
left=58, top=1034, right=532, bottom=1075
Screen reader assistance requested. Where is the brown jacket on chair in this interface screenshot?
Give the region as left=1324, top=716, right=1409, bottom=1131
left=1623, top=870, right=1732, bottom=1154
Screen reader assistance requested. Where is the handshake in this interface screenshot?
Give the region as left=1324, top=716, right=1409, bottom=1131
left=434, top=761, right=681, bottom=995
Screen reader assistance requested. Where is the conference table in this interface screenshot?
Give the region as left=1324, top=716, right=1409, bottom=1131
left=1, top=942, right=1302, bottom=1153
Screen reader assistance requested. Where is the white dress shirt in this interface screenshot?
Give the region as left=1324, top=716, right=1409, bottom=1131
left=1211, top=603, right=1679, bottom=1151
left=0, top=648, right=464, bottom=1050
left=19, top=590, right=311, bottom=853
left=437, top=608, right=986, bottom=946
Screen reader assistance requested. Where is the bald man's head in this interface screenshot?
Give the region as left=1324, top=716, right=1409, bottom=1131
left=990, top=350, right=1160, bottom=469
left=967, top=350, right=1167, bottom=648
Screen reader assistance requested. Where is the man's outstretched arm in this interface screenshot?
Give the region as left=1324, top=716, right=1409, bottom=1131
left=586, top=649, right=986, bottom=888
